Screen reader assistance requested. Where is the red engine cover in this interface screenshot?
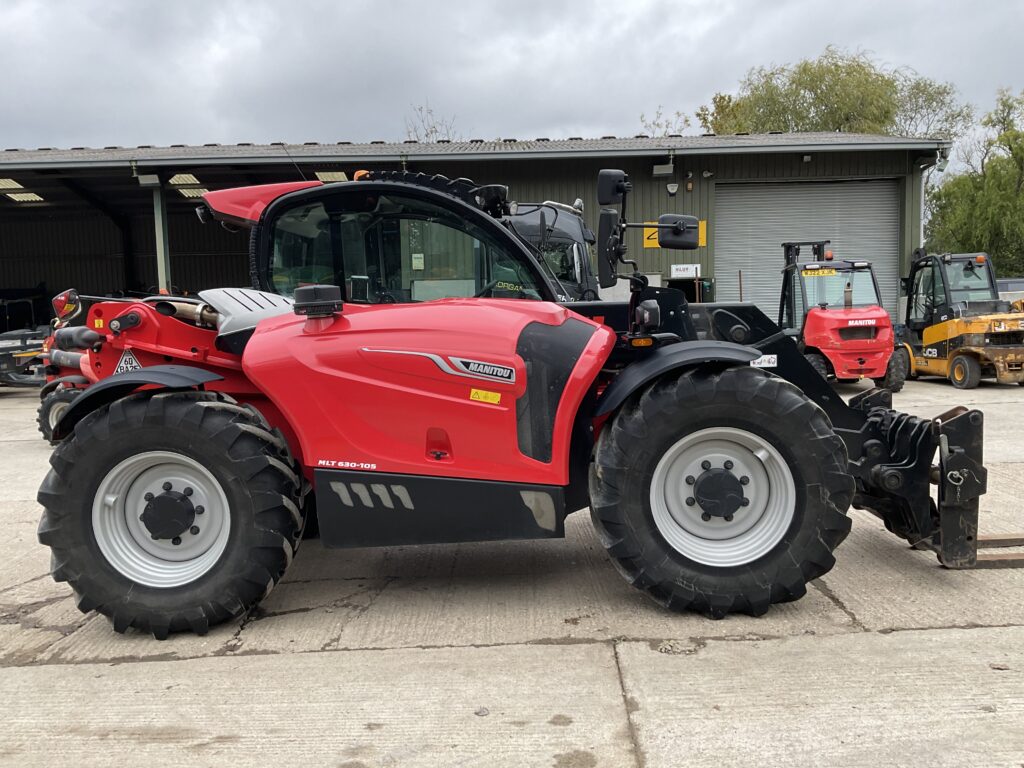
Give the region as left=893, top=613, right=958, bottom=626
left=243, top=299, right=616, bottom=486
left=803, top=306, right=893, bottom=378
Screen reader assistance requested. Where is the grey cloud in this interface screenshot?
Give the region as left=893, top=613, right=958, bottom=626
left=0, top=0, right=1020, bottom=150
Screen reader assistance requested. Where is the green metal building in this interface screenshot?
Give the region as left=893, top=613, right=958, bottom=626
left=0, top=133, right=947, bottom=328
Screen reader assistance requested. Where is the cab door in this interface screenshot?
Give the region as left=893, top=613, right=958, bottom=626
left=905, top=256, right=951, bottom=372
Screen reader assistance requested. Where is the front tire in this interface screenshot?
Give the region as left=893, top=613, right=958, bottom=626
left=804, top=352, right=831, bottom=381
left=874, top=347, right=908, bottom=393
left=37, top=388, right=82, bottom=444
left=37, top=391, right=302, bottom=638
left=590, top=366, right=853, bottom=618
left=949, top=354, right=981, bottom=389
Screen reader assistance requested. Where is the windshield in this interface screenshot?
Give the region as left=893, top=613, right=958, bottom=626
left=800, top=267, right=880, bottom=308
left=507, top=205, right=587, bottom=284
left=267, top=192, right=544, bottom=303
left=946, top=260, right=997, bottom=302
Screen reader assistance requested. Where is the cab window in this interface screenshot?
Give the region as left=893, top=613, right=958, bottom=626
left=909, top=263, right=935, bottom=323
left=268, top=192, right=544, bottom=303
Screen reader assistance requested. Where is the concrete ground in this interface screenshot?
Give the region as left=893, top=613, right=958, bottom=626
left=1, top=379, right=1022, bottom=767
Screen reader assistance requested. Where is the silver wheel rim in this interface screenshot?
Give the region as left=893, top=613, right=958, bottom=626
left=92, top=451, right=231, bottom=588
left=47, top=400, right=70, bottom=430
left=649, top=427, right=796, bottom=567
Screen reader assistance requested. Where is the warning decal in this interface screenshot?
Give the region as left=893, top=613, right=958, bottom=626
left=114, top=349, right=143, bottom=375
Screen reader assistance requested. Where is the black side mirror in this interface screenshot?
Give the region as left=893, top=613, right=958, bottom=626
left=657, top=214, right=700, bottom=250
left=597, top=208, right=620, bottom=289
left=597, top=169, right=629, bottom=206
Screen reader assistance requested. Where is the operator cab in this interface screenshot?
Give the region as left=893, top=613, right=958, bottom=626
left=905, top=252, right=1005, bottom=332
left=260, top=182, right=551, bottom=305
left=504, top=201, right=600, bottom=301
left=779, top=241, right=884, bottom=332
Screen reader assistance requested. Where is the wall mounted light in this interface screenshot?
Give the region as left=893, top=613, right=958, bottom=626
left=701, top=170, right=714, bottom=179
left=802, top=155, right=812, bottom=163
left=666, top=183, right=679, bottom=196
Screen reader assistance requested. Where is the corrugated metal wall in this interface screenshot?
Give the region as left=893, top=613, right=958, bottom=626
left=131, top=214, right=250, bottom=293
left=423, top=149, right=913, bottom=278
left=0, top=149, right=920, bottom=306
left=0, top=212, right=125, bottom=295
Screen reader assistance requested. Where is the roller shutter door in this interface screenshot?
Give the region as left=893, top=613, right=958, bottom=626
left=713, top=180, right=901, bottom=319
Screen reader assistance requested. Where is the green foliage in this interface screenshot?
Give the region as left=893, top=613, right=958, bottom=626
left=927, top=90, right=1024, bottom=276
left=692, top=47, right=970, bottom=140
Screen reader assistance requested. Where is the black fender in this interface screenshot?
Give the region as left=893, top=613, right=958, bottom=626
left=53, top=365, right=223, bottom=440
left=39, top=375, right=90, bottom=399
left=594, top=340, right=761, bottom=418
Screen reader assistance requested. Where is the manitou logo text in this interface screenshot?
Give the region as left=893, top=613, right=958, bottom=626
left=450, top=357, right=516, bottom=383
left=847, top=319, right=877, bottom=327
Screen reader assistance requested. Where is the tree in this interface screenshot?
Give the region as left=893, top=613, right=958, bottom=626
left=927, top=90, right=1024, bottom=276
left=404, top=101, right=461, bottom=143
left=693, top=47, right=971, bottom=141
left=639, top=105, right=690, bottom=136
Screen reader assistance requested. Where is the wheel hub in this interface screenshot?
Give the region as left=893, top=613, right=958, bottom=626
left=140, top=485, right=196, bottom=540
left=692, top=467, right=746, bottom=521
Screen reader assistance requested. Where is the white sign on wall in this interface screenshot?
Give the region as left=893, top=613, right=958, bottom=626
left=670, top=263, right=701, bottom=279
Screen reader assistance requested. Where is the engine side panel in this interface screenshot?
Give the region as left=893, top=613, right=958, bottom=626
left=243, top=299, right=615, bottom=485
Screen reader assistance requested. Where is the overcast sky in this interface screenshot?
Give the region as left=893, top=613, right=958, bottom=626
left=1, top=0, right=1021, bottom=149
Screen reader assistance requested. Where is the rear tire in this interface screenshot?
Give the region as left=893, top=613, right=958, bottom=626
left=37, top=388, right=82, bottom=445
left=590, top=366, right=853, bottom=618
left=949, top=354, right=981, bottom=389
left=37, top=391, right=303, bottom=639
left=874, top=347, right=908, bottom=393
left=804, top=352, right=831, bottom=381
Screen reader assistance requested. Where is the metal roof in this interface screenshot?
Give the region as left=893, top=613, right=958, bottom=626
left=0, top=132, right=949, bottom=170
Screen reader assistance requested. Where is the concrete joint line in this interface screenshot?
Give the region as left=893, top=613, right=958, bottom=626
left=613, top=641, right=646, bottom=768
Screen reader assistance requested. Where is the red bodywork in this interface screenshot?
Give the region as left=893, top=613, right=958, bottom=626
left=203, top=181, right=322, bottom=226
left=803, top=305, right=893, bottom=379
left=77, top=297, right=616, bottom=487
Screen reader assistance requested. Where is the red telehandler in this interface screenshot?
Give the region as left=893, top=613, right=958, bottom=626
left=36, top=170, right=1013, bottom=639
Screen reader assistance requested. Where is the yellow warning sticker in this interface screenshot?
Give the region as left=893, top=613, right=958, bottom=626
left=470, top=388, right=501, bottom=404
left=803, top=268, right=837, bottom=277
left=93, top=318, right=104, bottom=328
left=643, top=222, right=660, bottom=249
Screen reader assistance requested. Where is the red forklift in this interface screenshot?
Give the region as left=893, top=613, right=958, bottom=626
left=778, top=240, right=906, bottom=391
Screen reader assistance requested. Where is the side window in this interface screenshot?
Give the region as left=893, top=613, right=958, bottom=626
left=791, top=271, right=806, bottom=328
left=782, top=271, right=806, bottom=329
left=266, top=192, right=545, bottom=303
left=270, top=202, right=334, bottom=297
left=909, top=264, right=933, bottom=323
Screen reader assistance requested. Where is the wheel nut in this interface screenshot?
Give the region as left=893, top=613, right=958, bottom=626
left=724, top=460, right=734, bottom=470
left=701, top=512, right=712, bottom=522
left=685, top=497, right=695, bottom=506
left=740, top=476, right=749, bottom=485
left=189, top=526, right=200, bottom=535
left=171, top=536, right=182, bottom=546
left=144, top=492, right=154, bottom=502
left=162, top=482, right=172, bottom=491
left=195, top=505, right=205, bottom=515
left=741, top=498, right=749, bottom=507
left=701, top=460, right=711, bottom=471
left=724, top=514, right=734, bottom=522
left=685, top=475, right=695, bottom=485
left=183, top=487, right=193, bottom=497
